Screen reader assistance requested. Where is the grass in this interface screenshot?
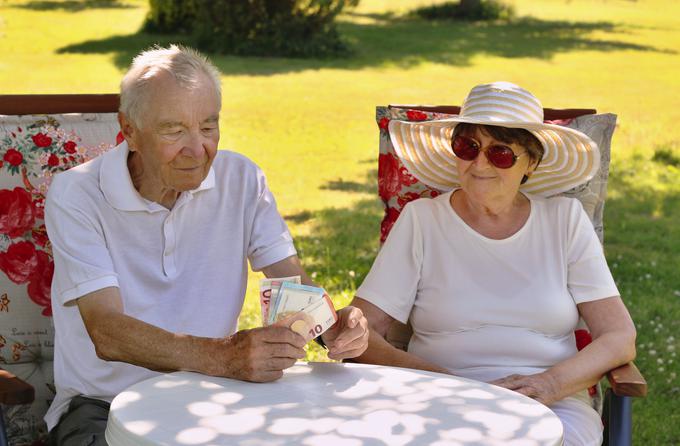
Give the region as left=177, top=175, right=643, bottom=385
left=1, top=0, right=679, bottom=442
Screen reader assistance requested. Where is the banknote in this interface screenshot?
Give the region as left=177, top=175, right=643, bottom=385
left=268, top=282, right=323, bottom=325
left=272, top=292, right=337, bottom=341
left=259, top=275, right=301, bottom=324
left=268, top=282, right=338, bottom=340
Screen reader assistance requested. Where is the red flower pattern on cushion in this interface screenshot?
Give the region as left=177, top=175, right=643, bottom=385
left=0, top=240, right=38, bottom=284
left=380, top=207, right=401, bottom=243
left=47, top=154, right=59, bottom=167
left=574, top=329, right=592, bottom=350
left=63, top=140, right=77, bottom=154
left=397, top=191, right=423, bottom=208
left=27, top=250, right=54, bottom=316
left=32, top=197, right=45, bottom=220
left=406, top=110, right=428, bottom=121
left=378, top=117, right=390, bottom=130
left=31, top=133, right=53, bottom=148
left=32, top=225, right=49, bottom=247
left=116, top=131, right=125, bottom=145
left=574, top=329, right=597, bottom=396
left=1, top=122, right=116, bottom=324
left=3, top=148, right=23, bottom=166
left=0, top=187, right=36, bottom=238
left=378, top=153, right=418, bottom=201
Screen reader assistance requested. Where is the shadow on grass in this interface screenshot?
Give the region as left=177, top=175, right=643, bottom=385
left=284, top=169, right=382, bottom=296
left=14, top=0, right=133, bottom=11
left=55, top=16, right=675, bottom=75
left=320, top=177, right=376, bottom=194
left=294, top=197, right=383, bottom=296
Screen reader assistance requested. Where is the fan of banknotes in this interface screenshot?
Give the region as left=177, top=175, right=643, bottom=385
left=259, top=276, right=337, bottom=342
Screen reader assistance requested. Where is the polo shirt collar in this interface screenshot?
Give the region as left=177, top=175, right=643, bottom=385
left=99, top=141, right=216, bottom=212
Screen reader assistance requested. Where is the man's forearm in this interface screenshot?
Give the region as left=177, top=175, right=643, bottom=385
left=87, top=311, right=220, bottom=375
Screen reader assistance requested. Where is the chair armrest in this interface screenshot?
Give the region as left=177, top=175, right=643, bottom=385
left=0, top=368, right=35, bottom=405
left=606, top=362, right=647, bottom=397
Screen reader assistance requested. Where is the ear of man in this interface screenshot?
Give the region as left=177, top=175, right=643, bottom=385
left=118, top=112, right=138, bottom=152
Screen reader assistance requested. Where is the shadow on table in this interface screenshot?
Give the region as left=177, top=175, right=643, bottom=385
left=108, top=363, right=562, bottom=445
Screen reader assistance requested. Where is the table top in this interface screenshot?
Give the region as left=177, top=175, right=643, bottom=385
left=105, top=362, right=563, bottom=446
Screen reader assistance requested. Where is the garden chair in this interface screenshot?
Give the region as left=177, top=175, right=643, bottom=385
left=0, top=94, right=120, bottom=446
left=376, top=104, right=647, bottom=446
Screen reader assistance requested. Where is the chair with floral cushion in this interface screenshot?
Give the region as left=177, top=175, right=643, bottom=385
left=376, top=104, right=647, bottom=446
left=0, top=94, right=120, bottom=446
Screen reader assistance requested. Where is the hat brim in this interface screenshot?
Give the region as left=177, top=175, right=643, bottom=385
left=388, top=116, right=600, bottom=197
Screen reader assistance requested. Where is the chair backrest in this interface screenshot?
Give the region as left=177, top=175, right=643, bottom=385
left=0, top=95, right=120, bottom=445
left=376, top=105, right=617, bottom=351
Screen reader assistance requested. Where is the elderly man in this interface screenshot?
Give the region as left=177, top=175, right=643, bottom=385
left=44, top=45, right=369, bottom=445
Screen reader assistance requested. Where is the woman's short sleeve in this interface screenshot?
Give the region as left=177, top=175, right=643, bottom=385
left=356, top=203, right=423, bottom=323
left=567, top=200, right=619, bottom=303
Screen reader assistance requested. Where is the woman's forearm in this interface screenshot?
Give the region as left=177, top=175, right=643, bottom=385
left=353, top=327, right=451, bottom=375
left=545, top=328, right=636, bottom=400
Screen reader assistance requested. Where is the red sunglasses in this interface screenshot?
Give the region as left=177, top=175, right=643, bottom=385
left=451, top=135, right=523, bottom=169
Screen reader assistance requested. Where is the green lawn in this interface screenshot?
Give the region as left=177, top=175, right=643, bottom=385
left=1, top=0, right=679, bottom=443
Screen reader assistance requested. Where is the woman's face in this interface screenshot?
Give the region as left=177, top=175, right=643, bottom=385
left=455, top=127, right=536, bottom=204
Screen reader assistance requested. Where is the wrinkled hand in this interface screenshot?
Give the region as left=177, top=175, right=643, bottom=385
left=321, top=306, right=369, bottom=361
left=490, top=372, right=561, bottom=406
left=217, top=326, right=306, bottom=383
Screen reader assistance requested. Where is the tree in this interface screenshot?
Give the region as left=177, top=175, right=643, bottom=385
left=145, top=0, right=360, bottom=58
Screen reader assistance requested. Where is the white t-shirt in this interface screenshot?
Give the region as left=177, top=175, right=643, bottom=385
left=44, top=142, right=296, bottom=430
left=357, top=191, right=619, bottom=384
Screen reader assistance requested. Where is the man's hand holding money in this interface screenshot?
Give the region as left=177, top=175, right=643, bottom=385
left=260, top=277, right=369, bottom=361
left=215, top=326, right=306, bottom=383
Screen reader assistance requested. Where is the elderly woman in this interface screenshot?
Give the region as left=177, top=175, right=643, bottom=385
left=351, top=82, right=636, bottom=445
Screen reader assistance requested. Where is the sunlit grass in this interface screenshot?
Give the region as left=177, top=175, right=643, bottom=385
left=1, top=0, right=679, bottom=442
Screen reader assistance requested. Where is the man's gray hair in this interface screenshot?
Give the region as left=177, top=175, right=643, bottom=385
left=119, top=44, right=222, bottom=127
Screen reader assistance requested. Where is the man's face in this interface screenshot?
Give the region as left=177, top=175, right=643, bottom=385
left=122, top=72, right=221, bottom=196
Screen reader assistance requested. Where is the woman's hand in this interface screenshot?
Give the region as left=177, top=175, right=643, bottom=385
left=490, top=372, right=562, bottom=406
left=321, top=306, right=369, bottom=361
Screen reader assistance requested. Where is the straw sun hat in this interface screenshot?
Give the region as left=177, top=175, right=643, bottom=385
left=388, top=82, right=600, bottom=197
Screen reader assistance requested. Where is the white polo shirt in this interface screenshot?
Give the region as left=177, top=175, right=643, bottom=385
left=44, top=142, right=296, bottom=430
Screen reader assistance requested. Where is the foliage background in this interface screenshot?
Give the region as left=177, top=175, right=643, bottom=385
left=1, top=0, right=679, bottom=443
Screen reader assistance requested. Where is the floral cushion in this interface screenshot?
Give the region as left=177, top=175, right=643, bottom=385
left=0, top=113, right=120, bottom=445
left=377, top=106, right=616, bottom=243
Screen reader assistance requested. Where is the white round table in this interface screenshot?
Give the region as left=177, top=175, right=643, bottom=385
left=105, top=362, right=563, bottom=446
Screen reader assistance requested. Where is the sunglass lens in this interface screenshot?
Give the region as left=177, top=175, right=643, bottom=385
left=487, top=145, right=516, bottom=168
left=452, top=136, right=479, bottom=160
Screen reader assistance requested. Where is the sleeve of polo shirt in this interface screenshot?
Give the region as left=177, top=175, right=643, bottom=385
left=45, top=178, right=118, bottom=306
left=247, top=170, right=297, bottom=271
left=566, top=199, right=619, bottom=304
